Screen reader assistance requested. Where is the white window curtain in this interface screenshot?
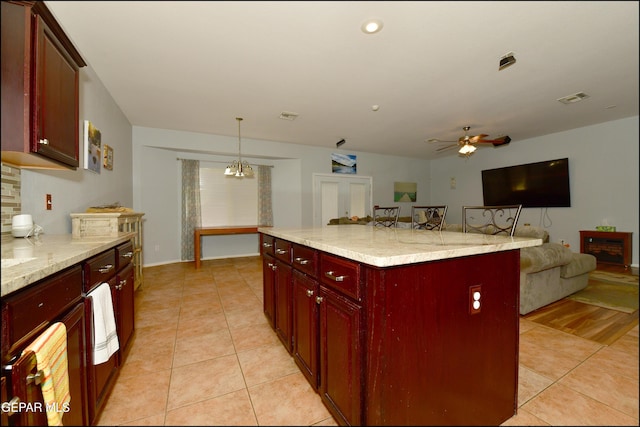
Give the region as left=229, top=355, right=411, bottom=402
left=258, top=165, right=273, bottom=226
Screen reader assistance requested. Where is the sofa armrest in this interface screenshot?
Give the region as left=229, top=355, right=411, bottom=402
left=520, top=243, right=574, bottom=274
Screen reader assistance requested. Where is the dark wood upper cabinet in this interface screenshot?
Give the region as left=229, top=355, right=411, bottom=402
left=1, top=1, right=86, bottom=170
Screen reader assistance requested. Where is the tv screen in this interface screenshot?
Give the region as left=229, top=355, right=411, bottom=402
left=481, top=158, right=571, bottom=208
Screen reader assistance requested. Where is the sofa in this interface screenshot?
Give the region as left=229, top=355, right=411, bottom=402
left=444, top=224, right=597, bottom=315
left=327, top=217, right=597, bottom=314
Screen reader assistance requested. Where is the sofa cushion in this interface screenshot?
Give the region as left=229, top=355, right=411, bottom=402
left=444, top=223, right=549, bottom=242
left=520, top=243, right=574, bottom=274
left=561, top=253, right=597, bottom=278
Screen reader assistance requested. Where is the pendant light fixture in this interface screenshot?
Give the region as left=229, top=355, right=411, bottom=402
left=224, top=117, right=254, bottom=178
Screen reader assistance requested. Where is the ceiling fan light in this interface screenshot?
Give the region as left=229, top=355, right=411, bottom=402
left=458, top=144, right=476, bottom=155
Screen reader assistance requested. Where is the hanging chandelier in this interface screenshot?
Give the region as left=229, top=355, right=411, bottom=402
left=224, top=117, right=254, bottom=178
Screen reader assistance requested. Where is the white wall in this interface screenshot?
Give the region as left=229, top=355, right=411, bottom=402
left=12, top=62, right=638, bottom=270
left=431, top=116, right=639, bottom=266
left=132, top=126, right=432, bottom=265
left=20, top=65, right=133, bottom=234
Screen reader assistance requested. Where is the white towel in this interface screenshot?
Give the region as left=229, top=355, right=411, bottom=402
left=89, top=283, right=119, bottom=365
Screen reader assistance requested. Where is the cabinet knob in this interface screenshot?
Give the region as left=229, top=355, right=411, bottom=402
left=39, top=138, right=49, bottom=145
left=276, top=248, right=287, bottom=255
left=123, top=251, right=134, bottom=258
left=295, top=257, right=309, bottom=265
left=306, top=289, right=314, bottom=297
left=315, top=296, right=324, bottom=304
left=262, top=242, right=273, bottom=248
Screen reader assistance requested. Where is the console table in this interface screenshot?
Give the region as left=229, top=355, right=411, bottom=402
left=580, top=230, right=632, bottom=269
left=194, top=226, right=259, bottom=269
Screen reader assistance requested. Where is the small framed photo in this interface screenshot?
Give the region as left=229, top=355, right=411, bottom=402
left=103, top=144, right=114, bottom=170
left=83, top=120, right=101, bottom=173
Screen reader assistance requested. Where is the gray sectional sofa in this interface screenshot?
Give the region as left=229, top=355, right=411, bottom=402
left=444, top=224, right=597, bottom=314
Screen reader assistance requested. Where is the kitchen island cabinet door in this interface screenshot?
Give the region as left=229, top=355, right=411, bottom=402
left=318, top=285, right=363, bottom=426
left=292, top=269, right=319, bottom=390
left=274, top=259, right=293, bottom=353
left=262, top=253, right=276, bottom=328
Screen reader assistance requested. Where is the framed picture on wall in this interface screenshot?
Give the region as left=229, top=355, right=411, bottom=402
left=394, top=182, right=417, bottom=202
left=103, top=144, right=113, bottom=170
left=331, top=153, right=357, bottom=174
left=83, top=120, right=102, bottom=174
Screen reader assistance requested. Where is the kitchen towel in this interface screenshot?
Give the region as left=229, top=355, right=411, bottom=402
left=22, top=322, right=70, bottom=427
left=89, top=282, right=119, bottom=365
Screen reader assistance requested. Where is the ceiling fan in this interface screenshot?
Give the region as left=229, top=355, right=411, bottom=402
left=427, top=126, right=511, bottom=157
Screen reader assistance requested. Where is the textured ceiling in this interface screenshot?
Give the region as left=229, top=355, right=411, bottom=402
left=45, top=1, right=639, bottom=159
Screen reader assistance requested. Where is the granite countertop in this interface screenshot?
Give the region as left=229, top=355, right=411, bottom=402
left=258, top=225, right=542, bottom=267
left=1, top=233, right=135, bottom=297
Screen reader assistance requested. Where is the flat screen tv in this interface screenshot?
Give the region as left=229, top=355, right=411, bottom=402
left=481, top=158, right=571, bottom=208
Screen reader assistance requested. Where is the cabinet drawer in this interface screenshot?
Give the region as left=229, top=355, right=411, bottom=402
left=274, top=238, right=292, bottom=263
left=2, top=266, right=82, bottom=350
left=115, top=240, right=134, bottom=271
left=83, top=250, right=117, bottom=292
left=261, top=234, right=275, bottom=256
left=292, top=243, right=318, bottom=277
left=320, top=253, right=361, bottom=301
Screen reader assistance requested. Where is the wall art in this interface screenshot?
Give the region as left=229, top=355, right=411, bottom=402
left=394, top=182, right=417, bottom=202
left=103, top=144, right=113, bottom=170
left=331, top=153, right=357, bottom=174
left=83, top=120, right=102, bottom=174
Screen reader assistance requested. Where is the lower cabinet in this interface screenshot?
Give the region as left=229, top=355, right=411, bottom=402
left=318, top=286, right=363, bottom=426
left=273, top=259, right=293, bottom=353
left=262, top=253, right=276, bottom=328
left=1, top=265, right=88, bottom=426
left=262, top=232, right=520, bottom=426
left=292, top=270, right=319, bottom=389
left=114, top=262, right=135, bottom=364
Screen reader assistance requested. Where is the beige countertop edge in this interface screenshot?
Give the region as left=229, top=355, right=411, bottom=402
left=258, top=226, right=542, bottom=267
left=1, top=233, right=135, bottom=297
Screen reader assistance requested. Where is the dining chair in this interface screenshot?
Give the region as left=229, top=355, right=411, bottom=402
left=373, top=206, right=400, bottom=227
left=462, top=205, right=523, bottom=237
left=411, top=205, right=448, bottom=231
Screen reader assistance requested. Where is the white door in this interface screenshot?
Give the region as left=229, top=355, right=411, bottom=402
left=312, top=174, right=372, bottom=227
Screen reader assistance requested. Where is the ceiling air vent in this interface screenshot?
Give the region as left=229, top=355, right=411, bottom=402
left=557, top=92, right=590, bottom=105
left=279, top=111, right=299, bottom=121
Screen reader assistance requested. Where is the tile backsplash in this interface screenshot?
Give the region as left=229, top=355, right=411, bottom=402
left=1, top=163, right=21, bottom=234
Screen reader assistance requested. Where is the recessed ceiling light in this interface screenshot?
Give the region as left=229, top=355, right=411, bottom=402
left=361, top=19, right=383, bottom=34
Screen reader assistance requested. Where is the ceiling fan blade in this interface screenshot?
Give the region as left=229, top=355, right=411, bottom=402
left=476, top=135, right=512, bottom=146
left=436, top=144, right=458, bottom=152
left=427, top=138, right=457, bottom=143
left=469, top=134, right=489, bottom=143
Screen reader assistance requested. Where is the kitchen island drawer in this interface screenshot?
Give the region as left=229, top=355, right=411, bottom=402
left=261, top=234, right=275, bottom=256
left=1, top=265, right=83, bottom=352
left=319, top=253, right=361, bottom=301
left=274, top=238, right=292, bottom=263
left=292, top=243, right=318, bottom=277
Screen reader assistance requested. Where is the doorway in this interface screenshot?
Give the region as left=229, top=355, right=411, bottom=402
left=312, top=173, right=372, bottom=227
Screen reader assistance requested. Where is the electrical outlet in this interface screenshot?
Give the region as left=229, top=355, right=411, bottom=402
left=46, top=194, right=52, bottom=210
left=154, top=244, right=160, bottom=252
left=450, top=177, right=456, bottom=189
left=469, top=285, right=482, bottom=315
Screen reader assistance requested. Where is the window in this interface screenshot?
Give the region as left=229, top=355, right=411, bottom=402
left=199, top=165, right=258, bottom=226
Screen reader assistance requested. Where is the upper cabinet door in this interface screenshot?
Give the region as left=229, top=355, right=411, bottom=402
left=31, top=13, right=80, bottom=168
